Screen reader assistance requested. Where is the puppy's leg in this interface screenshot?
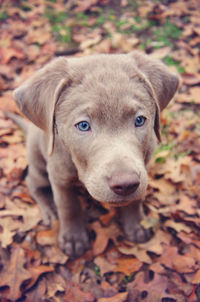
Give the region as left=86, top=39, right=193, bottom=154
left=120, top=202, right=153, bottom=243
left=26, top=167, right=57, bottom=226
left=48, top=174, right=89, bottom=258
left=26, top=135, right=57, bottom=225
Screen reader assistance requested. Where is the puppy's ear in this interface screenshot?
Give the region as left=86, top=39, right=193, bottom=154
left=129, top=51, right=181, bottom=141
left=13, top=57, right=69, bottom=155
left=130, top=51, right=180, bottom=111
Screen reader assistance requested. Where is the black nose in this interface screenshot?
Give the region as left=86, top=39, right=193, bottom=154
left=109, top=172, right=140, bottom=196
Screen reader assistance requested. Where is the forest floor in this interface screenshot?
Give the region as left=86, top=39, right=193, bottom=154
left=0, top=0, right=200, bottom=301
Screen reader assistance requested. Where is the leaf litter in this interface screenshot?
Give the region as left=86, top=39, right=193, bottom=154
left=0, top=0, right=200, bottom=301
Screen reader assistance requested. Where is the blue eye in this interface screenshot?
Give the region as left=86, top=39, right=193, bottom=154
left=76, top=121, right=91, bottom=131
left=135, top=116, right=146, bottom=127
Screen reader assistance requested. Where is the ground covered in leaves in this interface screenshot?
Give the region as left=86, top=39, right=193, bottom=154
left=0, top=0, right=200, bottom=301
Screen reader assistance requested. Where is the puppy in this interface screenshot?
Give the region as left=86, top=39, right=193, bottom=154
left=11, top=51, right=180, bottom=257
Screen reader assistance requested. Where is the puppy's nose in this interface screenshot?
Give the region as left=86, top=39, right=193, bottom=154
left=109, top=172, right=140, bottom=196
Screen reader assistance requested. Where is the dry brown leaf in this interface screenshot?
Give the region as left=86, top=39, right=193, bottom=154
left=181, top=72, right=200, bottom=85
left=175, top=195, right=197, bottom=216
left=0, top=47, right=25, bottom=64
left=99, top=209, right=117, bottom=226
left=94, top=255, right=116, bottom=275
left=189, top=87, right=200, bottom=104
left=118, top=229, right=170, bottom=264
left=80, top=35, right=102, bottom=50
left=173, top=254, right=196, bottom=273
left=127, top=271, right=173, bottom=301
left=25, top=28, right=51, bottom=45
left=74, top=0, right=99, bottom=12
left=149, top=178, right=176, bottom=195
left=27, top=265, right=54, bottom=290
left=36, top=220, right=59, bottom=246
left=192, top=270, right=200, bottom=284
left=0, top=217, right=22, bottom=247
left=165, top=220, right=191, bottom=233
left=0, top=198, right=42, bottom=232
left=24, top=278, right=47, bottom=301
left=45, top=273, right=66, bottom=299
left=98, top=292, right=128, bottom=302
left=92, top=221, right=122, bottom=256
left=118, top=244, right=152, bottom=264
left=0, top=246, right=31, bottom=301
left=151, top=47, right=171, bottom=59
left=114, top=256, right=142, bottom=275
left=63, top=281, right=95, bottom=302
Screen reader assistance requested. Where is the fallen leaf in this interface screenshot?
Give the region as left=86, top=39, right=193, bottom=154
left=27, top=265, right=54, bottom=290
left=118, top=244, right=152, bottom=264
left=24, top=278, right=47, bottom=301
left=36, top=220, right=59, bottom=246
left=92, top=221, right=122, bottom=256
left=99, top=209, right=116, bottom=226
left=74, top=0, right=99, bottom=12
left=173, top=254, right=195, bottom=273
left=0, top=47, right=25, bottom=64
left=165, top=220, right=191, bottom=233
left=94, top=255, right=116, bottom=275
left=127, top=271, right=174, bottom=301
left=149, top=178, right=176, bottom=195
left=189, top=87, right=200, bottom=104
left=0, top=246, right=31, bottom=301
left=114, top=256, right=142, bottom=275
left=63, top=281, right=95, bottom=302
left=181, top=72, right=200, bottom=85
left=45, top=273, right=66, bottom=299
left=98, top=292, right=128, bottom=302
left=0, top=217, right=22, bottom=247
left=192, top=270, right=200, bottom=284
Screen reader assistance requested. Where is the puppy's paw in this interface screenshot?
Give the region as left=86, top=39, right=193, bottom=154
left=59, top=228, right=89, bottom=258
left=124, top=222, right=153, bottom=243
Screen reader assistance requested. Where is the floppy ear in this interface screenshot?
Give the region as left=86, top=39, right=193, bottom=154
left=13, top=57, right=69, bottom=155
left=129, top=51, right=181, bottom=141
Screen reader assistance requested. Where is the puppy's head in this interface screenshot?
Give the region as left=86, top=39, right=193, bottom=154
left=14, top=52, right=180, bottom=206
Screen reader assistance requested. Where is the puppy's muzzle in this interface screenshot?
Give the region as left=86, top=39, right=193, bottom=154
left=108, top=172, right=140, bottom=196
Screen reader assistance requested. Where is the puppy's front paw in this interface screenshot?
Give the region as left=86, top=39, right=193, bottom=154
left=124, top=222, right=153, bottom=243
left=120, top=203, right=154, bottom=243
left=59, top=227, right=89, bottom=258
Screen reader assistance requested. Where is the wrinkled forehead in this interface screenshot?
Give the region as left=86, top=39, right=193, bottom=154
left=57, top=64, right=156, bottom=123
left=79, top=68, right=155, bottom=116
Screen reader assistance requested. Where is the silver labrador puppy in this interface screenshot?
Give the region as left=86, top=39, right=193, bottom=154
left=11, top=51, right=180, bottom=258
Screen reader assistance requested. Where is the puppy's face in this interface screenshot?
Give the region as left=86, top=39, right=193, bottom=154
left=56, top=62, right=157, bottom=206
left=13, top=52, right=179, bottom=206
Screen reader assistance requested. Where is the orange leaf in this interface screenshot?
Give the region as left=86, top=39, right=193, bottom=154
left=0, top=47, right=25, bottom=64
left=99, top=209, right=117, bottom=226
left=192, top=270, right=200, bottom=284
left=114, top=256, right=142, bottom=275
left=36, top=220, right=59, bottom=246
left=173, top=254, right=195, bottom=273
left=26, top=265, right=54, bottom=290
left=92, top=221, right=122, bottom=255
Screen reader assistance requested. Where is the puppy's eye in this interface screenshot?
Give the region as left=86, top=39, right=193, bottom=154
left=76, top=121, right=91, bottom=131
left=135, top=115, right=146, bottom=127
